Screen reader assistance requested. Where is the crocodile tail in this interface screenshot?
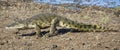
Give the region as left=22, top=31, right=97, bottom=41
left=60, top=18, right=115, bottom=32
left=91, top=25, right=113, bottom=32
left=75, top=23, right=114, bottom=32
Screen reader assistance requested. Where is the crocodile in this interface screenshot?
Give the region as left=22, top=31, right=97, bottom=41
left=5, top=13, right=113, bottom=37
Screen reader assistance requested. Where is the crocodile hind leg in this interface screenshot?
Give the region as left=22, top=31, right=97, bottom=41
left=44, top=17, right=59, bottom=37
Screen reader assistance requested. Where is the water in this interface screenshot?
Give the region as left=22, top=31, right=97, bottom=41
left=34, top=0, right=120, bottom=8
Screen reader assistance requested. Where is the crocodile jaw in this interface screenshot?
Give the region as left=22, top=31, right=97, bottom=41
left=5, top=26, right=24, bottom=29
left=5, top=24, right=25, bottom=29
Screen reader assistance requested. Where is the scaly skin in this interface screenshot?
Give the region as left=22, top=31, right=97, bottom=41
left=5, top=13, right=113, bottom=37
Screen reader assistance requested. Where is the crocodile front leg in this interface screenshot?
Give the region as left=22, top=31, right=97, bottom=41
left=44, top=17, right=59, bottom=37
left=35, top=25, right=42, bottom=38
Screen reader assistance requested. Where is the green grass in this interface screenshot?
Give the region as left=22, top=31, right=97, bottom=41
left=114, top=6, right=120, bottom=10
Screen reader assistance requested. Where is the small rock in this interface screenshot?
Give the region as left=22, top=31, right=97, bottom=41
left=71, top=48, right=74, bottom=50
left=52, top=45, right=58, bottom=49
left=113, top=48, right=119, bottom=50
left=105, top=46, right=109, bottom=49
left=0, top=42, right=5, bottom=45
left=82, top=43, right=85, bottom=45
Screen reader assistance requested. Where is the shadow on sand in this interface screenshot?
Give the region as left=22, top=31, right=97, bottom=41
left=18, top=28, right=119, bottom=37
left=18, top=28, right=81, bottom=37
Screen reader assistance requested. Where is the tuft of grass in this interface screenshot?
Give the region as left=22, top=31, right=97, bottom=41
left=100, top=16, right=109, bottom=24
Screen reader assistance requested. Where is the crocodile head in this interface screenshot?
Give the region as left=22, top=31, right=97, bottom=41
left=5, top=20, right=36, bottom=29
left=5, top=21, right=27, bottom=29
